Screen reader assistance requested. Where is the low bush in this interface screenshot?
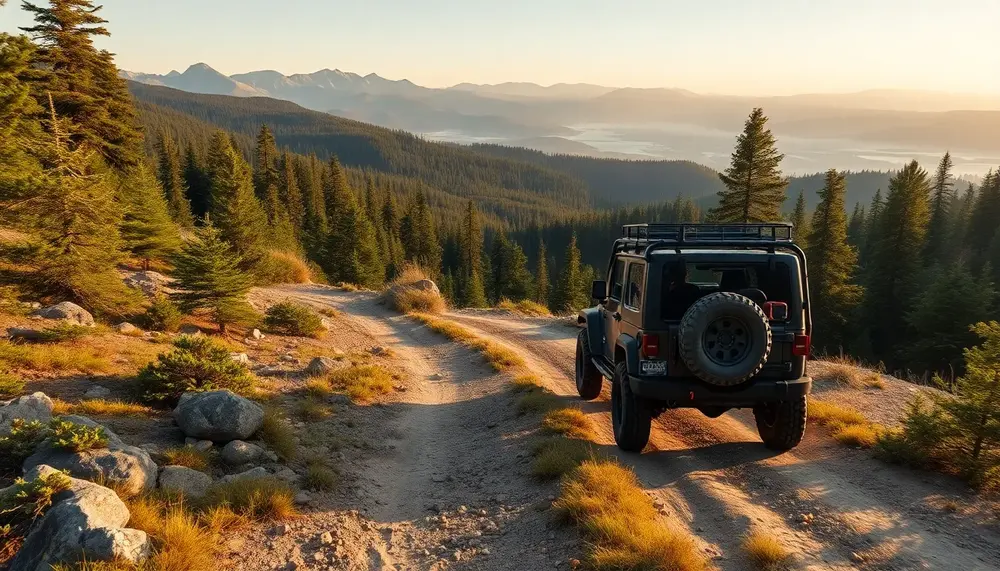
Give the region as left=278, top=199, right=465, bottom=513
left=742, top=531, right=790, bottom=570
left=329, top=364, right=395, bottom=403
left=498, top=298, right=551, bottom=317
left=555, top=460, right=708, bottom=571
left=264, top=301, right=324, bottom=338
left=532, top=437, right=593, bottom=480
left=0, top=372, right=24, bottom=399
left=258, top=251, right=312, bottom=285
left=258, top=407, right=297, bottom=461
left=163, top=446, right=212, bottom=472
left=34, top=323, right=94, bottom=343
left=136, top=335, right=256, bottom=404
left=49, top=419, right=108, bottom=452
left=0, top=419, right=49, bottom=473
left=0, top=471, right=72, bottom=565
left=202, top=477, right=297, bottom=521
left=140, top=296, right=183, bottom=332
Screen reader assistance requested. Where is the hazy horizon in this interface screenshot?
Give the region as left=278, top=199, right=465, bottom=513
left=4, top=0, right=1000, bottom=96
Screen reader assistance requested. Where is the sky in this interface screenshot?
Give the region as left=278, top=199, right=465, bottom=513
left=2, top=0, right=999, bottom=96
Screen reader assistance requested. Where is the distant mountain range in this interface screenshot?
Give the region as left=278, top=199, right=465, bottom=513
left=122, top=63, right=1000, bottom=166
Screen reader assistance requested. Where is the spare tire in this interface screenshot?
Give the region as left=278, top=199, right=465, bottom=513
left=678, top=292, right=772, bottom=386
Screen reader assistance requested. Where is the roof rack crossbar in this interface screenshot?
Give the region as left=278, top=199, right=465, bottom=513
left=620, top=223, right=793, bottom=245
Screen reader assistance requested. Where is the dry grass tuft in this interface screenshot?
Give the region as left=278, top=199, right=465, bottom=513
left=822, top=359, right=886, bottom=390
left=318, top=308, right=339, bottom=318
left=305, top=377, right=333, bottom=397
left=413, top=313, right=524, bottom=370
left=124, top=493, right=168, bottom=536
left=511, top=374, right=544, bottom=392
left=808, top=400, right=867, bottom=426
left=199, top=504, right=248, bottom=535
left=556, top=460, right=708, bottom=571
left=202, top=477, right=297, bottom=521
left=163, top=446, right=212, bottom=472
left=474, top=340, right=525, bottom=371
left=295, top=397, right=331, bottom=421
left=0, top=371, right=25, bottom=399
left=152, top=508, right=218, bottom=571
left=809, top=399, right=883, bottom=449
left=259, top=250, right=312, bottom=285
left=258, top=408, right=297, bottom=460
left=742, top=531, right=790, bottom=570
left=543, top=408, right=596, bottom=439
left=390, top=288, right=446, bottom=314
left=498, top=298, right=552, bottom=317
left=411, top=313, right=478, bottom=344
left=0, top=340, right=112, bottom=374
left=832, top=423, right=882, bottom=448
left=63, top=399, right=154, bottom=418
left=329, top=364, right=395, bottom=403
left=518, top=388, right=562, bottom=415
left=304, top=461, right=339, bottom=491
left=532, top=437, right=593, bottom=479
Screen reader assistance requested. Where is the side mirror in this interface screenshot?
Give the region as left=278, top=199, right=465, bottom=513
left=591, top=280, right=607, bottom=300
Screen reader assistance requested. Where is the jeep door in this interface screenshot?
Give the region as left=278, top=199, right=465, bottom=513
left=619, top=260, right=645, bottom=349
left=603, top=258, right=626, bottom=361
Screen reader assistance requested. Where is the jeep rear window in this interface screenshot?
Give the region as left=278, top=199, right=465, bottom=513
left=662, top=261, right=794, bottom=320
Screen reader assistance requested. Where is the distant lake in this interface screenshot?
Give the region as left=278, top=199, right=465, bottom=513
left=424, top=123, right=999, bottom=177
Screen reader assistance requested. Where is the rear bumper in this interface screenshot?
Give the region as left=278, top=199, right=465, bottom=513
left=629, top=375, right=811, bottom=407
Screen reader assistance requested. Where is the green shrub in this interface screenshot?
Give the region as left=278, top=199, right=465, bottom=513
left=49, top=419, right=108, bottom=452
left=263, top=301, right=323, bottom=337
left=140, top=296, right=183, bottom=332
left=35, top=323, right=94, bottom=343
left=0, top=420, right=48, bottom=473
left=0, top=471, right=72, bottom=564
left=0, top=372, right=24, bottom=399
left=136, top=335, right=256, bottom=404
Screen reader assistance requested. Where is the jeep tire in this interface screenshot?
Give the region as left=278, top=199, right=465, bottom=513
left=754, top=396, right=807, bottom=451
left=575, top=330, right=603, bottom=400
left=678, top=292, right=772, bottom=387
left=611, top=360, right=651, bottom=452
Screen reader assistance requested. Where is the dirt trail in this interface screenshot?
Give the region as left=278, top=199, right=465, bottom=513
left=445, top=311, right=1000, bottom=571
left=254, top=285, right=579, bottom=571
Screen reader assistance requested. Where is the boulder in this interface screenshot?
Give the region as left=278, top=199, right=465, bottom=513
left=0, top=392, right=54, bottom=435
left=83, top=385, right=112, bottom=399
left=158, top=465, right=212, bottom=498
left=184, top=437, right=214, bottom=451
left=173, top=390, right=264, bottom=442
left=319, top=317, right=333, bottom=331
left=22, top=415, right=155, bottom=497
left=8, top=466, right=133, bottom=571
left=251, top=328, right=264, bottom=340
left=114, top=322, right=139, bottom=335
left=230, top=352, right=251, bottom=365
left=220, top=440, right=266, bottom=465
left=305, top=356, right=343, bottom=376
left=177, top=324, right=202, bottom=336
left=33, top=302, right=94, bottom=327
left=7, top=327, right=44, bottom=341
left=122, top=271, right=172, bottom=298
left=219, top=466, right=269, bottom=484
left=81, top=527, right=151, bottom=564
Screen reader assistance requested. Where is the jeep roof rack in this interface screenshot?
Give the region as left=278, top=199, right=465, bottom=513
left=621, top=223, right=793, bottom=245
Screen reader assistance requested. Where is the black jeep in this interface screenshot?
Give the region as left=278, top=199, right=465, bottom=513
left=576, top=223, right=812, bottom=452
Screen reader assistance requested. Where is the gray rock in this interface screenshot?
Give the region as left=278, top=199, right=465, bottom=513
left=0, top=392, right=54, bottom=435
left=319, top=317, right=333, bottom=330
left=219, top=466, right=269, bottom=484
left=34, top=301, right=94, bottom=327
left=122, top=271, right=172, bottom=298
left=8, top=466, right=131, bottom=571
left=81, top=527, right=151, bottom=564
left=194, top=439, right=213, bottom=452
left=23, top=442, right=158, bottom=498
left=83, top=385, right=112, bottom=399
left=220, top=440, right=265, bottom=465
left=158, top=465, right=212, bottom=498
left=256, top=364, right=290, bottom=377
left=230, top=352, right=251, bottom=365
left=7, top=327, right=44, bottom=341
left=305, top=356, right=343, bottom=376
left=177, top=324, right=202, bottom=336
left=173, top=390, right=264, bottom=442
left=272, top=467, right=300, bottom=484
left=114, top=322, right=139, bottom=335
left=251, top=328, right=264, bottom=339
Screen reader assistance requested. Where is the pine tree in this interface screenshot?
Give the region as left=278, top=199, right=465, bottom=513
left=552, top=233, right=588, bottom=312
left=118, top=163, right=182, bottom=268
left=171, top=220, right=256, bottom=333
left=457, top=201, right=487, bottom=307
left=0, top=33, right=41, bottom=198
left=323, top=156, right=350, bottom=225
left=403, top=191, right=441, bottom=273
left=4, top=103, right=140, bottom=316
left=279, top=151, right=304, bottom=234
left=860, top=189, right=885, bottom=267
left=905, top=263, right=993, bottom=375
left=924, top=152, right=955, bottom=266
left=806, top=170, right=863, bottom=350
left=155, top=131, right=193, bottom=227
left=322, top=164, right=384, bottom=288
left=710, top=108, right=787, bottom=222
left=206, top=131, right=269, bottom=273
left=846, top=202, right=866, bottom=249
left=864, top=161, right=931, bottom=362
left=948, top=183, right=976, bottom=260
left=380, top=187, right=405, bottom=279
left=489, top=233, right=532, bottom=303
left=790, top=190, right=810, bottom=250
left=182, top=143, right=210, bottom=218
left=535, top=240, right=550, bottom=306
left=968, top=171, right=1000, bottom=257
left=20, top=0, right=142, bottom=170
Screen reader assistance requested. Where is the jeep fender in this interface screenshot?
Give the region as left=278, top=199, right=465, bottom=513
left=616, top=334, right=640, bottom=376
left=577, top=307, right=604, bottom=355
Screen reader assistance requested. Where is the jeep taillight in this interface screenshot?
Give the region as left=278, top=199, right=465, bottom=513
left=792, top=334, right=811, bottom=357
left=641, top=333, right=659, bottom=358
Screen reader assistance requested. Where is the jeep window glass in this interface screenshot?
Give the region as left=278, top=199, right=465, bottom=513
left=661, top=262, right=794, bottom=320
left=609, top=259, right=626, bottom=301
left=625, top=263, right=645, bottom=310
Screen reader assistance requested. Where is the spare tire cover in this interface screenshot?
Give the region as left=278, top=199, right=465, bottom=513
left=678, top=292, right=772, bottom=386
